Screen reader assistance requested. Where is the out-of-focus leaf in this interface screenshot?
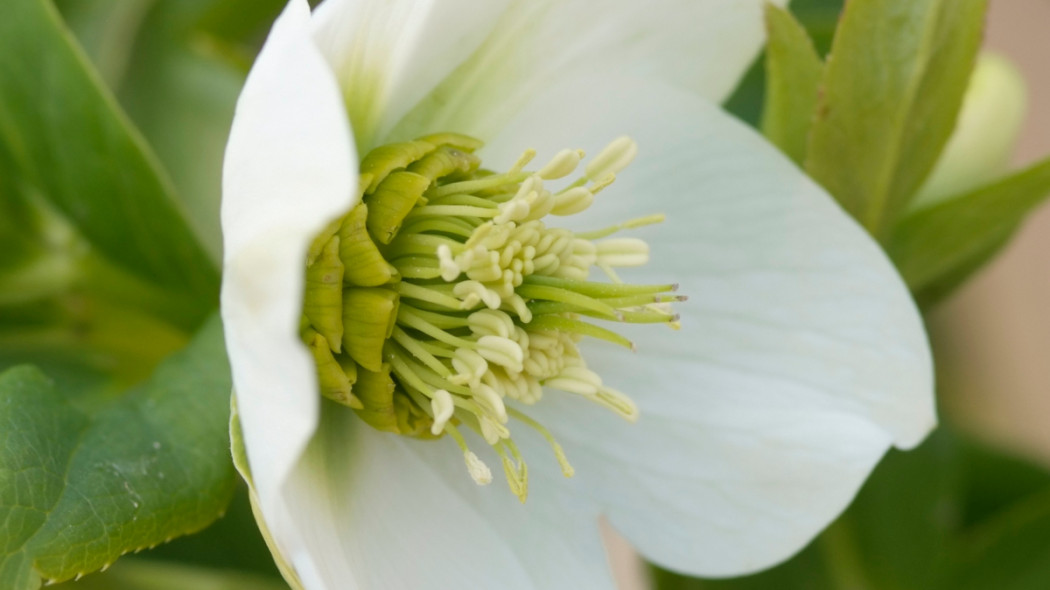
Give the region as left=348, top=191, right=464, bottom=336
left=805, top=0, right=986, bottom=238
left=723, top=0, right=843, bottom=129
left=0, top=316, right=236, bottom=589
left=912, top=53, right=1028, bottom=209
left=761, top=4, right=824, bottom=165
left=887, top=157, right=1050, bottom=308
left=195, top=0, right=286, bottom=58
left=51, top=559, right=288, bottom=590
left=788, top=0, right=844, bottom=55
left=651, top=540, right=836, bottom=590
left=50, top=0, right=155, bottom=89
left=0, top=0, right=219, bottom=319
left=55, top=0, right=242, bottom=261
left=143, top=485, right=282, bottom=578
left=935, top=491, right=1050, bottom=590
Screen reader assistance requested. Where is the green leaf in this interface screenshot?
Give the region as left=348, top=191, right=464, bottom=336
left=887, top=157, right=1050, bottom=308
left=761, top=3, right=824, bottom=165
left=50, top=0, right=156, bottom=90
left=50, top=559, right=288, bottom=590
left=804, top=0, right=987, bottom=238
left=0, top=0, right=219, bottom=315
left=195, top=0, right=287, bottom=61
left=936, top=490, right=1050, bottom=590
left=116, top=8, right=244, bottom=262
left=0, top=315, right=236, bottom=589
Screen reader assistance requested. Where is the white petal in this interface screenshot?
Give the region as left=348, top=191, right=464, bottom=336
left=310, top=0, right=513, bottom=148
left=481, top=73, right=935, bottom=575
left=276, top=408, right=617, bottom=590
left=221, top=0, right=357, bottom=568
left=311, top=0, right=782, bottom=146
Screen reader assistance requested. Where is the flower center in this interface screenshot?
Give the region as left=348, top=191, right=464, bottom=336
left=301, top=133, right=681, bottom=501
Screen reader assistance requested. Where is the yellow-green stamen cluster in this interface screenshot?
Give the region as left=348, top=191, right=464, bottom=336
left=301, top=133, right=681, bottom=501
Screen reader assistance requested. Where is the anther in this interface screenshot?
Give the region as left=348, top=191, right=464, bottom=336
left=538, top=148, right=584, bottom=180
left=429, top=389, right=455, bottom=435
left=585, top=136, right=638, bottom=181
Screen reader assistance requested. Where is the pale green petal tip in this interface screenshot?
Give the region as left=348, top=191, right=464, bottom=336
left=914, top=52, right=1028, bottom=208
left=230, top=397, right=307, bottom=590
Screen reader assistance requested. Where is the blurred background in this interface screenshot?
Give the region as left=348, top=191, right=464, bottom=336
left=934, top=0, right=1050, bottom=468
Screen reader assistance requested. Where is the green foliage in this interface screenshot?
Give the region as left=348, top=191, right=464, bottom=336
left=0, top=0, right=219, bottom=321
left=723, top=0, right=843, bottom=128
left=761, top=4, right=824, bottom=165
left=50, top=559, right=289, bottom=590
left=888, top=157, right=1050, bottom=308
left=0, top=316, right=236, bottom=589
left=804, top=0, right=986, bottom=238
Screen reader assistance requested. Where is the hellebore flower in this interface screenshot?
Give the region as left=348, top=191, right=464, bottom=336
left=221, top=1, right=935, bottom=589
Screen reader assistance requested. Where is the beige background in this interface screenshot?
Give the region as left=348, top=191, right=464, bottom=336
left=936, top=0, right=1050, bottom=466
left=613, top=1, right=1050, bottom=587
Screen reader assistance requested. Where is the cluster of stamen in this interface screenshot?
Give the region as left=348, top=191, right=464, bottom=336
left=301, top=133, right=681, bottom=501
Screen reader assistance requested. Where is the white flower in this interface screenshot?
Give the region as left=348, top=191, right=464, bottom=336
left=221, top=1, right=936, bottom=589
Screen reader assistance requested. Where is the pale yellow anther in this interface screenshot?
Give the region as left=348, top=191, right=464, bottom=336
left=495, top=198, right=530, bottom=224
left=538, top=148, right=584, bottom=180
left=595, top=237, right=650, bottom=267
left=551, top=186, right=594, bottom=216
left=595, top=386, right=640, bottom=422
left=468, top=309, right=514, bottom=338
left=476, top=335, right=524, bottom=373
left=473, top=383, right=508, bottom=423
left=437, top=244, right=460, bottom=281
left=450, top=348, right=488, bottom=387
left=429, top=389, right=455, bottom=435
left=481, top=417, right=510, bottom=444
left=454, top=280, right=501, bottom=309
left=585, top=136, right=638, bottom=181
left=464, top=451, right=493, bottom=485
left=544, top=366, right=602, bottom=396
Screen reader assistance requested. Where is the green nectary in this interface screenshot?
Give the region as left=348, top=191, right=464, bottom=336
left=300, top=132, right=681, bottom=500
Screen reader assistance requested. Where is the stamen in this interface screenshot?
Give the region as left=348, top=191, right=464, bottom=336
left=584, top=136, right=638, bottom=181
left=299, top=134, right=681, bottom=500
left=506, top=408, right=575, bottom=478
left=446, top=424, right=493, bottom=485
left=429, top=389, right=455, bottom=435
left=538, top=148, right=584, bottom=180
left=495, top=442, right=529, bottom=503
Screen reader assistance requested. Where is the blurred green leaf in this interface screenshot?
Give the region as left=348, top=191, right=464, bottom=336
left=51, top=559, right=288, bottom=590
left=195, top=0, right=286, bottom=60
left=54, top=0, right=243, bottom=264
left=50, top=0, right=155, bottom=89
left=761, top=4, right=824, bottom=165
left=0, top=0, right=219, bottom=320
left=936, top=490, right=1050, bottom=590
left=805, top=0, right=986, bottom=238
left=723, top=0, right=843, bottom=129
left=887, top=157, right=1050, bottom=308
left=116, top=2, right=244, bottom=261
left=0, top=316, right=236, bottom=589
left=143, top=485, right=282, bottom=579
